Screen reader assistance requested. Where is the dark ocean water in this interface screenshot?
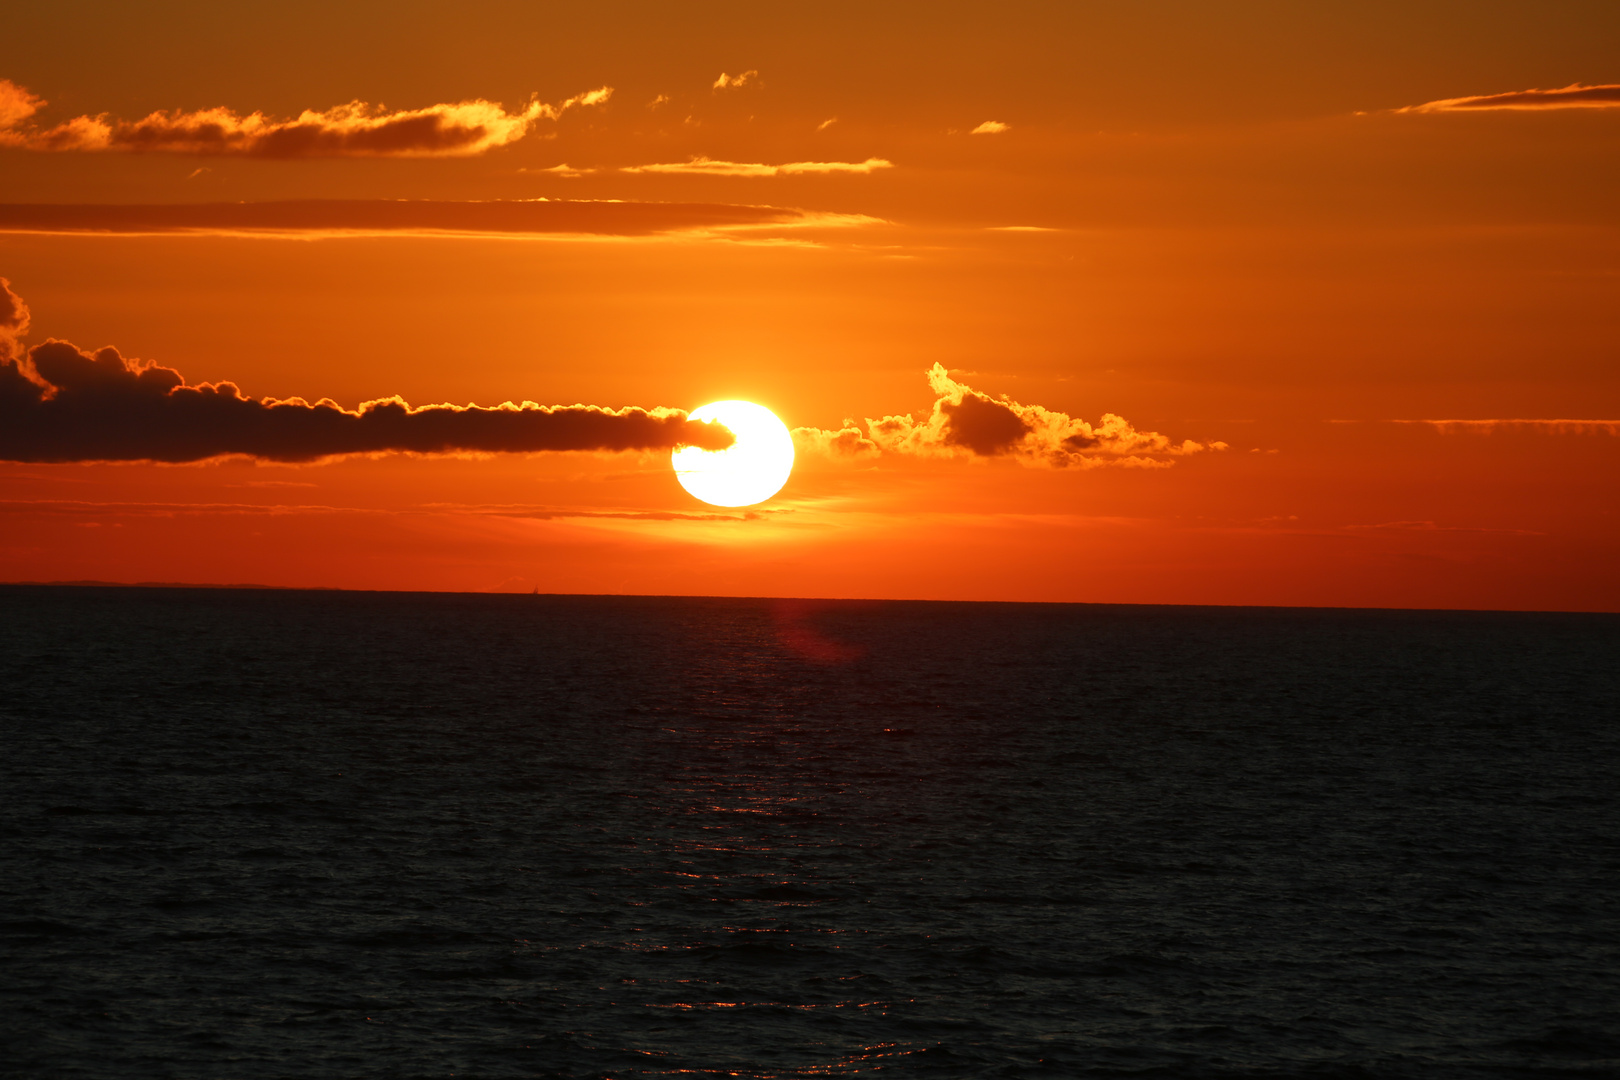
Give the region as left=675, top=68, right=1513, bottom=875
left=2, top=586, right=1618, bottom=1079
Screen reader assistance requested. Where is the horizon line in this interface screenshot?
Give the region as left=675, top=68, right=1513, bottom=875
left=1, top=579, right=1613, bottom=616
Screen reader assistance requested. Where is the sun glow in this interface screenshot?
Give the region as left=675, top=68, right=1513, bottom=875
left=673, top=400, right=795, bottom=507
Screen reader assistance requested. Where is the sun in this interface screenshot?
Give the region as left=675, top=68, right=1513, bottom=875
left=673, top=400, right=795, bottom=507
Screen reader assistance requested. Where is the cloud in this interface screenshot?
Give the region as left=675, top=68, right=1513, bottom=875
left=0, top=281, right=730, bottom=465
left=558, top=88, right=613, bottom=111
left=0, top=79, right=611, bottom=157
left=1399, top=83, right=1620, bottom=113
left=817, top=117, right=838, bottom=131
left=0, top=199, right=820, bottom=237
left=0, top=79, right=43, bottom=129
left=864, top=365, right=1222, bottom=468
left=1, top=283, right=1213, bottom=476
left=0, top=276, right=29, bottom=362
left=970, top=120, right=1010, bottom=134
left=1344, top=519, right=1544, bottom=535
left=0, top=498, right=764, bottom=525
left=1407, top=418, right=1620, bottom=435
left=619, top=156, right=893, bottom=177
left=712, top=71, right=758, bottom=90
left=792, top=424, right=881, bottom=460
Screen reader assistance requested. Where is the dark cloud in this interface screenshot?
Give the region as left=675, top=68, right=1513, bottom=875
left=939, top=392, right=1030, bottom=455
left=0, top=282, right=730, bottom=465
left=0, top=199, right=810, bottom=238
left=1402, top=83, right=1620, bottom=113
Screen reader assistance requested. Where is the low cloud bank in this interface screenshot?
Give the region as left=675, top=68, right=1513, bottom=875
left=2, top=281, right=1213, bottom=472
left=797, top=365, right=1222, bottom=468
left=0, top=280, right=729, bottom=464
left=0, top=79, right=609, bottom=157
left=1401, top=83, right=1620, bottom=113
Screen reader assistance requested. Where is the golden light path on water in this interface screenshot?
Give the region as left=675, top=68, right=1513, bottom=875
left=672, top=400, right=795, bottom=507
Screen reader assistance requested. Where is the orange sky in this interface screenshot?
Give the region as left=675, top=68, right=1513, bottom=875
left=2, top=1, right=1617, bottom=609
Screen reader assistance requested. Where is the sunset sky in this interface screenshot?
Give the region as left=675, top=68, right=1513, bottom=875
left=2, top=1, right=1617, bottom=609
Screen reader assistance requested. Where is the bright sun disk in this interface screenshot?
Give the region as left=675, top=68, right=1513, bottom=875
left=672, top=400, right=794, bottom=507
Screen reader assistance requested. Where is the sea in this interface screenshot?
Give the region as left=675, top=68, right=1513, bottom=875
left=2, top=585, right=1617, bottom=1079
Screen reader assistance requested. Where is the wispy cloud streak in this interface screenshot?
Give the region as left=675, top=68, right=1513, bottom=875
left=1406, top=418, right=1620, bottom=435
left=0, top=79, right=610, bottom=157
left=0, top=199, right=817, bottom=238
left=0, top=499, right=760, bottom=523
left=1400, top=83, right=1620, bottom=113
left=619, top=156, right=893, bottom=177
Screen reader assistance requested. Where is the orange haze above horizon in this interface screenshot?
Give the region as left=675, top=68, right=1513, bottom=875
left=2, top=1, right=1617, bottom=610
